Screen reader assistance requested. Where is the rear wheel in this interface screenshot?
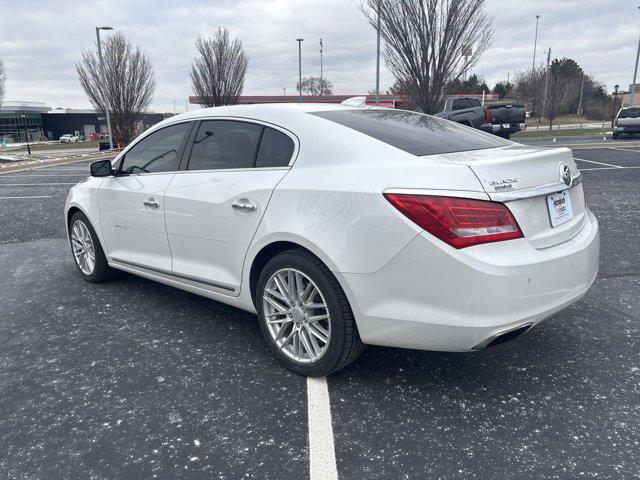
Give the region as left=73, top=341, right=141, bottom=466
left=256, top=249, right=364, bottom=376
left=612, top=132, right=619, bottom=140
left=69, top=211, right=117, bottom=283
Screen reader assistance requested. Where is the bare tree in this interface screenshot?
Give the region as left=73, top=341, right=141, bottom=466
left=0, top=59, right=6, bottom=108
left=513, top=67, right=546, bottom=117
left=76, top=32, right=155, bottom=145
left=191, top=28, right=248, bottom=107
left=362, top=0, right=493, bottom=113
left=296, top=76, right=333, bottom=95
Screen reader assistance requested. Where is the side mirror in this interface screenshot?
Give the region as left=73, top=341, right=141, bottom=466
left=90, top=159, right=113, bottom=177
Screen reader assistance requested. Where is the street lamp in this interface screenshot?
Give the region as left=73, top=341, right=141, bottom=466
left=19, top=114, right=31, bottom=155
left=375, top=0, right=381, bottom=106
left=297, top=39, right=304, bottom=103
left=532, top=15, right=540, bottom=71
left=96, top=26, right=114, bottom=149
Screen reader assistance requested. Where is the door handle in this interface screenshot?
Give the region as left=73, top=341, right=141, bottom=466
left=143, top=198, right=160, bottom=208
left=232, top=199, right=257, bottom=212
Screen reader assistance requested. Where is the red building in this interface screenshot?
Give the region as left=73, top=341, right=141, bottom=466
left=188, top=94, right=404, bottom=109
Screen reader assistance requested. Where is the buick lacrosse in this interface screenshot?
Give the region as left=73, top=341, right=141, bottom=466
left=65, top=102, right=599, bottom=376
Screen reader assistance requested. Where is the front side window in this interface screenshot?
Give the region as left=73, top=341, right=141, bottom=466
left=188, top=120, right=263, bottom=171
left=120, top=122, right=191, bottom=174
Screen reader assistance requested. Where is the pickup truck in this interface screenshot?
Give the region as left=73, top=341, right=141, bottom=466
left=435, top=97, right=527, bottom=139
left=612, top=107, right=640, bottom=139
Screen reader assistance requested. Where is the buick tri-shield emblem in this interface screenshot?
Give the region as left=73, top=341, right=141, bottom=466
left=560, top=163, right=572, bottom=187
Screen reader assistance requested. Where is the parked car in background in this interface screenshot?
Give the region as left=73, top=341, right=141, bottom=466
left=436, top=96, right=527, bottom=139
left=59, top=134, right=79, bottom=143
left=612, top=107, right=640, bottom=139
left=65, top=103, right=598, bottom=376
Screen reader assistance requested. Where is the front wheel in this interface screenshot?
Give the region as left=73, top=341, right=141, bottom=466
left=69, top=211, right=118, bottom=283
left=256, top=249, right=364, bottom=376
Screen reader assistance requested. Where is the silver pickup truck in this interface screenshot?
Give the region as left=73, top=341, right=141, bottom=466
left=612, top=107, right=640, bottom=139
left=435, top=97, right=527, bottom=139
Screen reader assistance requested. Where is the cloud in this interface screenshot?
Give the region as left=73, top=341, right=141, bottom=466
left=0, top=0, right=632, bottom=112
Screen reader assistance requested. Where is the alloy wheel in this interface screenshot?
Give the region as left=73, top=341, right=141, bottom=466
left=71, top=220, right=96, bottom=275
left=262, top=268, right=331, bottom=364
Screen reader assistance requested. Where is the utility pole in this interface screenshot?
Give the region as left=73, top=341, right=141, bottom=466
left=173, top=100, right=176, bottom=115
left=532, top=15, right=540, bottom=71
left=539, top=47, right=551, bottom=125
left=297, top=38, right=304, bottom=103
left=577, top=75, right=585, bottom=116
left=96, top=26, right=114, bottom=149
left=375, top=0, right=381, bottom=106
left=283, top=87, right=286, bottom=96
left=319, top=38, right=323, bottom=96
left=631, top=34, right=640, bottom=106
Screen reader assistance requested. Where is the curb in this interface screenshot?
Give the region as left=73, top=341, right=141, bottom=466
left=0, top=150, right=120, bottom=174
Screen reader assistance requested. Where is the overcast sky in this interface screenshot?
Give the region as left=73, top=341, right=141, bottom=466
left=1, top=0, right=637, bottom=112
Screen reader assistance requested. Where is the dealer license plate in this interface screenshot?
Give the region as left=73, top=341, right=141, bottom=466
left=546, top=190, right=574, bottom=228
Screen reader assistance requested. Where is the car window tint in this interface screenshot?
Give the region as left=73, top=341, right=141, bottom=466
left=452, top=99, right=468, bottom=110
left=619, top=108, right=640, bottom=118
left=188, top=120, right=263, bottom=170
left=255, top=127, right=295, bottom=167
left=311, top=109, right=508, bottom=156
left=120, top=123, right=190, bottom=174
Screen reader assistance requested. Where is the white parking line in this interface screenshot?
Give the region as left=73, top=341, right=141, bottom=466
left=307, top=377, right=338, bottom=480
left=0, top=183, right=77, bottom=186
left=0, top=174, right=87, bottom=177
left=581, top=166, right=640, bottom=171
left=0, top=195, right=53, bottom=199
left=607, top=146, right=640, bottom=153
left=573, top=157, right=623, bottom=168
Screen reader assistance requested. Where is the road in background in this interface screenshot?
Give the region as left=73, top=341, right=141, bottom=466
left=1, top=149, right=639, bottom=479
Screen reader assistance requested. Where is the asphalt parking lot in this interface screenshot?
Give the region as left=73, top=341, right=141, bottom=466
left=1, top=145, right=639, bottom=479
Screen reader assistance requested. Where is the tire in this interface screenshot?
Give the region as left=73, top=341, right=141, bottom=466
left=69, top=211, right=118, bottom=283
left=612, top=132, right=619, bottom=140
left=256, top=249, right=364, bottom=376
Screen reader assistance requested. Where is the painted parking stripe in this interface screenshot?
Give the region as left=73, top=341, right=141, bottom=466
left=0, top=182, right=77, bottom=186
left=607, top=146, right=640, bottom=153
left=307, top=377, right=338, bottom=480
left=573, top=157, right=623, bottom=168
left=581, top=166, right=640, bottom=171
left=0, top=195, right=53, bottom=199
left=0, top=174, right=87, bottom=177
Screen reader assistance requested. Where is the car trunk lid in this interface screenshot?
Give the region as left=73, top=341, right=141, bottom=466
left=432, top=145, right=586, bottom=249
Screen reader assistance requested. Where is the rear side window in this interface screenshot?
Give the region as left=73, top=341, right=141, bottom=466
left=452, top=99, right=470, bottom=110
left=120, top=123, right=190, bottom=174
left=188, top=120, right=262, bottom=170
left=619, top=108, right=640, bottom=118
left=255, top=127, right=295, bottom=167
left=311, top=110, right=508, bottom=156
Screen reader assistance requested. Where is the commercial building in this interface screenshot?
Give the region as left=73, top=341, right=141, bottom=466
left=0, top=101, right=173, bottom=144
left=189, top=94, right=405, bottom=109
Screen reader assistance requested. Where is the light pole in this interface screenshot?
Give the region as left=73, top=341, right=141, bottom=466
left=283, top=87, right=286, bottom=96
left=20, top=114, right=31, bottom=155
left=630, top=8, right=640, bottom=106
left=319, top=38, right=323, bottom=96
left=532, top=14, right=540, bottom=71
left=375, top=0, right=381, bottom=106
left=96, top=26, right=114, bottom=149
left=297, top=38, right=304, bottom=103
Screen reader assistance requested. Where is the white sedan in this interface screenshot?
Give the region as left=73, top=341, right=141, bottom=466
left=64, top=102, right=599, bottom=376
left=59, top=134, right=79, bottom=143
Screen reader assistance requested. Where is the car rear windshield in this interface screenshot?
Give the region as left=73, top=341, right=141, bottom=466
left=619, top=108, right=640, bottom=118
left=311, top=109, right=508, bottom=156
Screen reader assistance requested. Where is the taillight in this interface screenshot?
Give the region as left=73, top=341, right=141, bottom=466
left=383, top=194, right=523, bottom=249
left=484, top=108, right=491, bottom=123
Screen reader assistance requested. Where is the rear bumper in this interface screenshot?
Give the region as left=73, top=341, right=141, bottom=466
left=614, top=125, right=640, bottom=133
left=481, top=122, right=526, bottom=133
left=339, top=209, right=599, bottom=352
